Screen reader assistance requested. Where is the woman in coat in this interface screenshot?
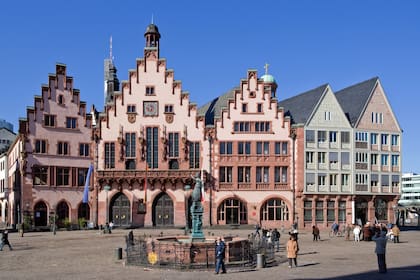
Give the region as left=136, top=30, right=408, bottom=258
left=286, top=235, right=299, bottom=268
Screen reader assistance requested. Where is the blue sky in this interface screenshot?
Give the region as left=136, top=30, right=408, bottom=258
left=1, top=0, right=419, bottom=172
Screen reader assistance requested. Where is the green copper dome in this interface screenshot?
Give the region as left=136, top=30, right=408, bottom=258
left=260, top=74, right=276, bottom=83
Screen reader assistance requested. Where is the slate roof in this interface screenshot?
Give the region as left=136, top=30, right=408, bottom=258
left=335, top=77, right=378, bottom=127
left=277, top=84, right=329, bottom=125
left=198, top=87, right=238, bottom=125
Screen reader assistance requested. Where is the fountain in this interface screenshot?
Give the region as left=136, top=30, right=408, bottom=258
left=125, top=173, right=260, bottom=269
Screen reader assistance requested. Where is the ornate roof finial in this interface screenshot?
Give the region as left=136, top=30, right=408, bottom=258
left=264, top=63, right=269, bottom=75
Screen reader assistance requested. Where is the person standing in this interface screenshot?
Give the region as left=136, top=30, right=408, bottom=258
left=0, top=230, right=13, bottom=251
left=312, top=225, right=320, bottom=241
left=372, top=229, right=388, bottom=273
left=353, top=224, right=361, bottom=242
left=391, top=224, right=400, bottom=243
left=215, top=236, right=226, bottom=274
left=286, top=235, right=299, bottom=268
left=271, top=228, right=281, bottom=252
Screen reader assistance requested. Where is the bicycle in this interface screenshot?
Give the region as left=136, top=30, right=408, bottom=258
left=329, top=229, right=342, bottom=238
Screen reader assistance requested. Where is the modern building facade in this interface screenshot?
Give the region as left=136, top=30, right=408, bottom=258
left=398, top=173, right=420, bottom=225
left=6, top=64, right=94, bottom=229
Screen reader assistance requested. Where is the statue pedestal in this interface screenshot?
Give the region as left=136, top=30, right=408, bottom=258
left=190, top=202, right=205, bottom=242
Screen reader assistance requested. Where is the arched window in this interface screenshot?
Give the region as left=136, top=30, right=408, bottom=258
left=260, top=198, right=289, bottom=221
left=217, top=198, right=247, bottom=224
left=56, top=201, right=69, bottom=227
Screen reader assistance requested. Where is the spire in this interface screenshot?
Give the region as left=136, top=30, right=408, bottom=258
left=264, top=63, right=269, bottom=75
left=109, top=36, right=114, bottom=62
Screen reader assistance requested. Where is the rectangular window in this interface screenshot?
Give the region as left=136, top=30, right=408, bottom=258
left=168, top=132, right=179, bottom=158
left=371, top=154, right=378, bottom=165
left=66, top=117, right=77, bottom=129
left=77, top=168, right=88, bottom=186
left=56, top=167, right=70, bottom=186
left=329, top=152, right=338, bottom=163
left=304, top=200, right=312, bottom=222
left=35, top=139, right=47, bottom=154
left=146, top=127, right=159, bottom=168
left=274, top=142, right=288, bottom=155
left=256, top=166, right=269, bottom=183
left=257, top=103, right=263, bottom=113
left=238, top=141, right=251, bottom=155
left=341, top=174, right=349, bottom=186
left=341, top=131, right=350, bottom=144
left=371, top=173, right=378, bottom=186
left=315, top=201, right=324, bottom=221
left=341, top=152, right=350, bottom=165
left=391, top=135, right=399, bottom=146
left=355, top=131, right=368, bottom=142
left=275, top=166, right=288, bottom=183
left=391, top=155, right=399, bottom=166
left=324, top=111, right=331, bottom=120
left=327, top=200, right=335, bottom=221
left=33, top=166, right=48, bottom=185
left=238, top=166, right=251, bottom=183
left=382, top=175, right=389, bottom=186
left=164, top=105, right=174, bottom=113
left=330, top=174, right=337, bottom=186
left=306, top=152, right=314, bottom=163
left=146, top=86, right=155, bottom=95
left=317, top=131, right=326, bottom=143
left=125, top=132, right=136, bottom=158
left=219, top=141, right=233, bottom=155
left=306, top=173, right=315, bottom=186
left=57, top=142, right=69, bottom=155
left=105, top=142, right=115, bottom=169
left=256, top=141, right=269, bottom=155
left=189, top=142, right=200, bottom=169
left=44, top=114, right=56, bottom=127
left=381, top=154, right=389, bottom=166
left=338, top=201, right=346, bottom=222
left=306, top=130, right=315, bottom=143
left=381, top=134, right=388, bottom=145
left=127, top=105, right=136, bottom=113
left=318, top=174, right=326, bottom=186
left=79, top=143, right=90, bottom=157
left=219, top=166, right=233, bottom=182
left=318, top=152, right=326, bottom=164
left=242, top=103, right=248, bottom=113
left=371, top=133, right=378, bottom=145
left=329, top=131, right=337, bottom=143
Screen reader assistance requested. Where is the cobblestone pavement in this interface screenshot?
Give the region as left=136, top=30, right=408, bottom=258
left=0, top=227, right=419, bottom=280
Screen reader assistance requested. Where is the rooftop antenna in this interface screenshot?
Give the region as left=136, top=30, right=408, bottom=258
left=109, top=35, right=114, bottom=62
left=264, top=63, right=269, bottom=75
left=151, top=14, right=154, bottom=24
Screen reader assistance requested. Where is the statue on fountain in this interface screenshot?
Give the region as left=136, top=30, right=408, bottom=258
left=189, top=172, right=205, bottom=241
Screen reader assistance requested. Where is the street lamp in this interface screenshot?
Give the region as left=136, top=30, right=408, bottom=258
left=290, top=129, right=297, bottom=227
left=184, top=185, right=191, bottom=234
left=104, top=185, right=111, bottom=225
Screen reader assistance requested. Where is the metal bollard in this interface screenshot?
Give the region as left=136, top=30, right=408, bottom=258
left=256, top=253, right=265, bottom=269
left=115, top=247, right=123, bottom=260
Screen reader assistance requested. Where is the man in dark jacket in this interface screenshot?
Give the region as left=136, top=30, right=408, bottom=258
left=215, top=236, right=226, bottom=274
left=0, top=230, right=13, bottom=251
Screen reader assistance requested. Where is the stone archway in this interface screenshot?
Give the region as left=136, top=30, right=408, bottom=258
left=34, top=201, right=48, bottom=227
left=355, top=199, right=368, bottom=225
left=152, top=192, right=174, bottom=227
left=56, top=201, right=69, bottom=228
left=217, top=198, right=248, bottom=225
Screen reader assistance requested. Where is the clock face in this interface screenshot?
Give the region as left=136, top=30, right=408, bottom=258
left=143, top=101, right=158, bottom=116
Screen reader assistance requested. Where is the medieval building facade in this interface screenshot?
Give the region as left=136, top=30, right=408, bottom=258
left=3, top=23, right=402, bottom=230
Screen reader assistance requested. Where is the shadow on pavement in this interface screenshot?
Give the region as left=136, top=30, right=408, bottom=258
left=298, top=265, right=420, bottom=280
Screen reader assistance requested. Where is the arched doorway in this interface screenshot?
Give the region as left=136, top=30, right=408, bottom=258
left=374, top=198, right=388, bottom=222
left=217, top=198, right=248, bottom=225
left=34, top=201, right=48, bottom=227
left=56, top=201, right=69, bottom=228
left=110, top=193, right=130, bottom=227
left=153, top=192, right=174, bottom=226
left=355, top=199, right=368, bottom=225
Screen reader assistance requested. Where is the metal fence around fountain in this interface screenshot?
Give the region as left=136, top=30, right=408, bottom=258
left=125, top=234, right=276, bottom=270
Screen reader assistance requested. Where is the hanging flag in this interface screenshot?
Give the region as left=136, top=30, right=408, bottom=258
left=82, top=164, right=94, bottom=204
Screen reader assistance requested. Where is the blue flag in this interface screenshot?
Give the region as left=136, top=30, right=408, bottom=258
left=82, top=164, right=94, bottom=203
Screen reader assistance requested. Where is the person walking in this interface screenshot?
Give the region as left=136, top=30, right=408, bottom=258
left=215, top=236, right=226, bottom=274
left=372, top=228, right=388, bottom=273
left=271, top=228, right=281, bottom=252
left=391, top=224, right=400, bottom=243
left=286, top=235, right=299, bottom=268
left=312, top=225, right=320, bottom=241
left=353, top=224, right=361, bottom=242
left=0, top=230, right=13, bottom=251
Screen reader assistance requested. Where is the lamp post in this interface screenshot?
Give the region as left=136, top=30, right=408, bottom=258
left=104, top=185, right=111, bottom=225
left=290, top=129, right=297, bottom=227
left=208, top=135, right=213, bottom=226
left=184, top=185, right=191, bottom=235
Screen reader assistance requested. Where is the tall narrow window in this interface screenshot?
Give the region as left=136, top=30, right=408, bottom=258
left=105, top=142, right=115, bottom=169
left=57, top=142, right=69, bottom=155
left=219, top=166, right=233, bottom=182
left=219, top=141, right=233, bottom=155
left=44, top=114, right=56, bottom=127
left=304, top=200, right=313, bottom=222
left=125, top=132, right=136, bottom=158
left=35, top=140, right=47, bottom=154
left=56, top=167, right=70, bottom=186
left=168, top=132, right=179, bottom=158
left=238, top=166, right=251, bottom=182
left=79, top=143, right=90, bottom=157
left=66, top=117, right=77, bottom=129
left=146, top=127, right=159, bottom=168
left=315, top=201, right=324, bottom=221
left=189, top=142, right=200, bottom=169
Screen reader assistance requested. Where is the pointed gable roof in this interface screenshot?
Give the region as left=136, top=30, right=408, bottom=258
left=198, top=87, right=238, bottom=125
left=278, top=84, right=329, bottom=125
left=335, top=77, right=378, bottom=127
